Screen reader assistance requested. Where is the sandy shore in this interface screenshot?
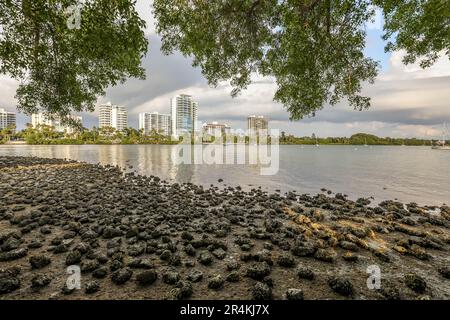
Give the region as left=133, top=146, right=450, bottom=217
left=0, top=156, right=449, bottom=300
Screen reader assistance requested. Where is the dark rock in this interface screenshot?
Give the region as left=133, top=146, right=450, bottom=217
left=111, top=268, right=133, bottom=285
left=245, top=262, right=271, bottom=280
left=286, top=288, right=304, bottom=300
left=198, top=252, right=213, bottom=266
left=65, top=251, right=82, bottom=266
left=438, top=266, right=450, bottom=279
left=314, top=249, right=336, bottom=263
left=277, top=254, right=296, bottom=268
left=226, top=272, right=240, bottom=283
left=29, top=255, right=51, bottom=269
left=208, top=275, right=224, bottom=290
left=136, top=270, right=158, bottom=285
left=0, top=268, right=21, bottom=294
left=251, top=282, right=272, bottom=300
left=296, top=266, right=315, bottom=280
left=187, top=270, right=203, bottom=283
left=162, top=270, right=180, bottom=285
left=31, top=274, right=52, bottom=290
left=92, top=266, right=108, bottom=279
left=85, top=281, right=100, bottom=294
left=328, top=277, right=354, bottom=296
left=404, top=273, right=427, bottom=294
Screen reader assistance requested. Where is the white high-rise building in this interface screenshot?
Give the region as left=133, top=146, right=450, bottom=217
left=248, top=115, right=269, bottom=134
left=139, top=112, right=171, bottom=136
left=31, top=113, right=82, bottom=134
left=98, top=102, right=128, bottom=132
left=170, top=94, right=198, bottom=138
left=0, top=108, right=16, bottom=132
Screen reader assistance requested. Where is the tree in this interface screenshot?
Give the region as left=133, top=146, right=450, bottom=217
left=0, top=0, right=148, bottom=118
left=154, top=0, right=449, bottom=119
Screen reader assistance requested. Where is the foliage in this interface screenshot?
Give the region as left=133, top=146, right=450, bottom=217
left=154, top=0, right=449, bottom=119
left=0, top=0, right=148, bottom=119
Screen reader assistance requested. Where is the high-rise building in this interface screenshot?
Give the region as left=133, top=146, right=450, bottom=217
left=31, top=113, right=82, bottom=134
left=170, top=94, right=198, bottom=138
left=247, top=115, right=268, bottom=134
left=98, top=102, right=128, bottom=131
left=202, top=122, right=231, bottom=136
left=139, top=112, right=172, bottom=136
left=0, top=108, right=16, bottom=132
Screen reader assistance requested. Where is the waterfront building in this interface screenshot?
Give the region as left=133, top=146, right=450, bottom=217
left=139, top=112, right=172, bottom=136
left=0, top=108, right=16, bottom=132
left=170, top=94, right=198, bottom=138
left=98, top=102, right=128, bottom=132
left=31, top=113, right=82, bottom=134
left=202, top=122, right=231, bottom=137
left=247, top=115, right=269, bottom=134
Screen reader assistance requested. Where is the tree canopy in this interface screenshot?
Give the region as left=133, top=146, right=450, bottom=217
left=0, top=0, right=448, bottom=120
left=0, top=0, right=148, bottom=118
left=154, top=0, right=449, bottom=119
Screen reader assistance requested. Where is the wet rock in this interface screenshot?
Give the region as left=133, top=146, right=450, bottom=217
left=285, top=288, right=304, bottom=300
left=208, top=275, right=224, bottom=290
left=277, top=254, right=296, bottom=268
left=136, top=270, right=158, bottom=285
left=251, top=282, right=272, bottom=300
left=92, top=266, right=108, bottom=279
left=0, top=268, right=21, bottom=294
left=438, top=266, right=450, bottom=279
left=226, top=272, right=240, bottom=283
left=198, top=252, right=213, bottom=266
left=245, top=262, right=271, bottom=280
left=187, top=270, right=203, bottom=283
left=162, top=270, right=180, bottom=285
left=29, top=255, right=51, bottom=269
left=314, top=249, right=336, bottom=263
left=31, top=274, right=52, bottom=290
left=81, top=259, right=99, bottom=273
left=65, top=251, right=82, bottom=266
left=296, top=266, right=315, bottom=280
left=328, top=276, right=354, bottom=296
left=404, top=273, right=427, bottom=294
left=111, top=268, right=133, bottom=285
left=85, top=281, right=100, bottom=294
left=0, top=248, right=27, bottom=261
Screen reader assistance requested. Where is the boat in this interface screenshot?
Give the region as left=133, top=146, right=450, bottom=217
left=432, top=123, right=450, bottom=150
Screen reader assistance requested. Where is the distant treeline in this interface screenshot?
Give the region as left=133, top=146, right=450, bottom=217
left=281, top=133, right=438, bottom=146
left=1, top=126, right=443, bottom=146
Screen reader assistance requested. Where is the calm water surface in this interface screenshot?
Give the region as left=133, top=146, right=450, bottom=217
left=1, top=145, right=449, bottom=206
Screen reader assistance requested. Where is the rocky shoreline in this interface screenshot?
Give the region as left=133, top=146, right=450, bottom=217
left=0, top=156, right=449, bottom=300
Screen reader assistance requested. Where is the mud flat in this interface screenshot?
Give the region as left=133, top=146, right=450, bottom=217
left=0, top=156, right=449, bottom=300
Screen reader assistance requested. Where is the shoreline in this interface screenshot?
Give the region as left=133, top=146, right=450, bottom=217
left=0, top=156, right=449, bottom=300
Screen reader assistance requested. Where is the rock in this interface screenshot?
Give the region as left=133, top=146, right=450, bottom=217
left=65, top=251, right=82, bottom=266
left=251, top=282, right=272, bottom=300
left=29, top=255, right=51, bottom=269
left=438, top=266, right=450, bottom=279
left=404, top=273, right=427, bottom=294
left=111, top=268, right=133, bottom=285
left=187, top=270, right=203, bottom=283
left=291, top=244, right=316, bottom=257
left=226, top=259, right=240, bottom=271
left=328, top=277, right=354, bottom=296
left=379, top=283, right=401, bottom=300
left=136, top=270, right=158, bottom=285
left=286, top=288, right=304, bottom=300
left=314, top=249, right=336, bottom=263
left=342, top=252, right=358, bottom=262
left=296, top=266, right=315, bottom=280
left=81, top=259, right=99, bottom=273
left=208, top=275, right=225, bottom=290
left=0, top=268, right=21, bottom=294
left=184, top=244, right=196, bottom=256
left=0, top=248, right=28, bottom=261
left=198, top=252, right=214, bottom=266
left=31, top=274, right=52, bottom=290
left=85, top=281, right=100, bottom=294
left=339, top=241, right=359, bottom=252
left=245, top=262, right=271, bottom=280
left=277, top=254, right=296, bottom=268
left=162, top=270, right=180, bottom=285
left=92, top=266, right=108, bottom=279
left=226, top=272, right=240, bottom=283
left=212, top=248, right=227, bottom=260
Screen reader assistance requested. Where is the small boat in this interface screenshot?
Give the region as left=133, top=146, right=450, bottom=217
left=432, top=123, right=450, bottom=150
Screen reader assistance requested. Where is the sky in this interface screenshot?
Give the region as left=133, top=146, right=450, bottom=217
left=1, top=1, right=450, bottom=138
